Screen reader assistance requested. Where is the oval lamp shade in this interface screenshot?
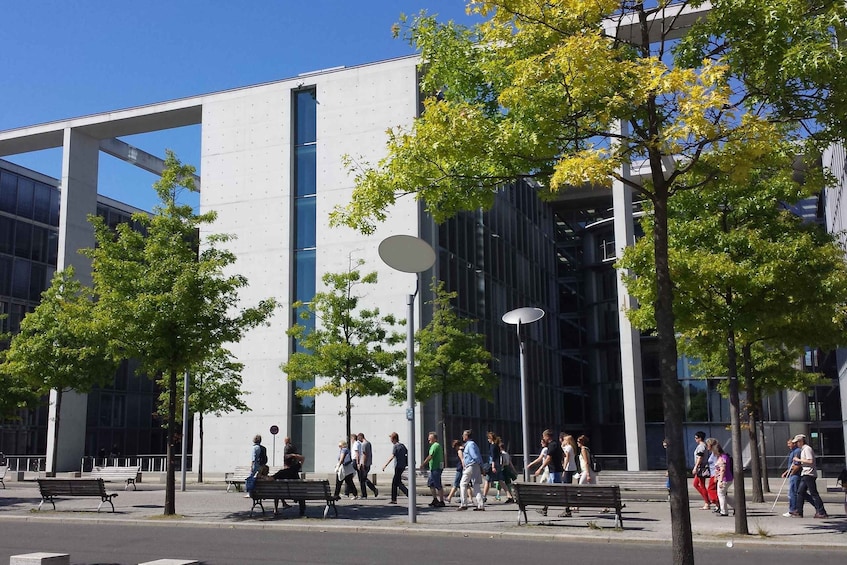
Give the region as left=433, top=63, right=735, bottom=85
left=378, top=235, right=436, bottom=273
left=502, top=307, right=545, bottom=325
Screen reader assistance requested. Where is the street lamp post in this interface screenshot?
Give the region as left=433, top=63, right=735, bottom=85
left=378, top=234, right=436, bottom=524
left=502, top=307, right=545, bottom=482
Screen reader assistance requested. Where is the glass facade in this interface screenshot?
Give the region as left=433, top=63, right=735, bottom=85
left=0, top=161, right=167, bottom=461
left=434, top=180, right=560, bottom=467
left=291, top=88, right=318, bottom=470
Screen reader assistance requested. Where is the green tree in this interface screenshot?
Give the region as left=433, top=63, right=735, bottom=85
left=330, top=2, right=847, bottom=556
left=620, top=141, right=847, bottom=520
left=394, top=280, right=496, bottom=443
left=1, top=267, right=117, bottom=472
left=282, top=261, right=403, bottom=442
left=86, top=151, right=276, bottom=515
left=155, top=347, right=250, bottom=483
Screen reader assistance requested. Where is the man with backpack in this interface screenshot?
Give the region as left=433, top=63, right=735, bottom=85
left=251, top=434, right=267, bottom=475
left=382, top=432, right=409, bottom=504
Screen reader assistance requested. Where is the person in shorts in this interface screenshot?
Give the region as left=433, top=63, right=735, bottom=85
left=420, top=431, right=445, bottom=507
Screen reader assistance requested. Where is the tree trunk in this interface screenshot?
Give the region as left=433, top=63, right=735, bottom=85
left=652, top=191, right=695, bottom=565
left=165, top=369, right=177, bottom=515
left=726, top=330, right=749, bottom=534
left=198, top=411, right=204, bottom=483
left=760, top=418, right=771, bottom=493
left=345, top=388, right=352, bottom=445
left=50, top=389, right=63, bottom=475
left=742, top=345, right=764, bottom=503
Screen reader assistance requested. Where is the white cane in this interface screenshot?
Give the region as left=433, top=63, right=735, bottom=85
left=771, top=473, right=789, bottom=511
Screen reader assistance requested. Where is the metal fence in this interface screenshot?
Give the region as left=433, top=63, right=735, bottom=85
left=80, top=454, right=192, bottom=473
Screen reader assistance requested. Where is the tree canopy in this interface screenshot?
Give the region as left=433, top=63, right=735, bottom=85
left=281, top=261, right=403, bottom=441
left=86, top=151, right=276, bottom=515
left=329, top=1, right=847, bottom=558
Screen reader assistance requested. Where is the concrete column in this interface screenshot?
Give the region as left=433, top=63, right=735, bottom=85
left=612, top=121, right=647, bottom=471
left=45, top=128, right=99, bottom=473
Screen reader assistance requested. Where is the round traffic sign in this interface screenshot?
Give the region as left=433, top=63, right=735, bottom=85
left=269, top=425, right=279, bottom=435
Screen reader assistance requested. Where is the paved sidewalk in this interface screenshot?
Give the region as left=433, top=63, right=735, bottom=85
left=1, top=480, right=845, bottom=549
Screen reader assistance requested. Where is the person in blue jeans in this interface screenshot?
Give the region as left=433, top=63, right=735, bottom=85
left=781, top=437, right=802, bottom=517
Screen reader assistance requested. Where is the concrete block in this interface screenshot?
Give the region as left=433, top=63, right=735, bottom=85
left=138, top=560, right=199, bottom=565
left=9, top=553, right=70, bottom=565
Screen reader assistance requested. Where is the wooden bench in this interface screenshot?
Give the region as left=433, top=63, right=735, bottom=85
left=0, top=465, right=6, bottom=489
left=225, top=466, right=252, bottom=492
left=90, top=465, right=141, bottom=490
left=513, top=482, right=624, bottom=528
left=225, top=465, right=283, bottom=492
left=249, top=479, right=336, bottom=518
left=36, top=478, right=119, bottom=513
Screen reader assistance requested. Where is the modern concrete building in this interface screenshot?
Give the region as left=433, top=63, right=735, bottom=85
left=1, top=15, right=844, bottom=473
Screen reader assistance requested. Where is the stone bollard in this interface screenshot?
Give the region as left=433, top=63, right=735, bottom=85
left=9, top=553, right=70, bottom=565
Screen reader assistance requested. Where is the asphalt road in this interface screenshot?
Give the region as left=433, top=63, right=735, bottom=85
left=1, top=521, right=845, bottom=565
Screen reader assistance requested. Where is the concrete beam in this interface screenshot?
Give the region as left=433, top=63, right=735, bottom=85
left=100, top=138, right=201, bottom=190
left=605, top=1, right=712, bottom=44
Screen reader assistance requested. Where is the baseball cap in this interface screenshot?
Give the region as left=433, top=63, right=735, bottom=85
left=792, top=434, right=806, bottom=443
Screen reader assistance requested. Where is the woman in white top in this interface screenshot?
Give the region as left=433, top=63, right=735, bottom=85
left=577, top=435, right=595, bottom=485
left=562, top=434, right=579, bottom=484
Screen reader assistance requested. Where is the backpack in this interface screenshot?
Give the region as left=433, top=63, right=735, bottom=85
left=257, top=444, right=268, bottom=466
left=590, top=449, right=601, bottom=473
left=395, top=443, right=408, bottom=469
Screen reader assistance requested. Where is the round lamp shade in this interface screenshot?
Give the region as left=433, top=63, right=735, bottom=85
left=378, top=235, right=436, bottom=273
left=502, top=307, right=545, bottom=325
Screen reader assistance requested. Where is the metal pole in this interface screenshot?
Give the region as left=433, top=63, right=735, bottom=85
left=181, top=369, right=189, bottom=491
left=518, top=321, right=531, bottom=482
left=407, top=290, right=417, bottom=523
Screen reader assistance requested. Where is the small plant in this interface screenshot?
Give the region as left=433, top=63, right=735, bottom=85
left=753, top=520, right=770, bottom=538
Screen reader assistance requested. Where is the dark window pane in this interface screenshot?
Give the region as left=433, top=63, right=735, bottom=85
left=12, top=259, right=30, bottom=299
left=0, top=256, right=11, bottom=295
left=49, top=189, right=60, bottom=226
left=295, top=90, right=317, bottom=144
left=33, top=183, right=52, bottom=224
left=16, top=178, right=34, bottom=219
left=294, top=249, right=316, bottom=303
left=295, top=145, right=316, bottom=197
left=0, top=171, right=18, bottom=213
left=0, top=216, right=13, bottom=254
left=47, top=231, right=59, bottom=265
left=14, top=221, right=31, bottom=259
left=29, top=263, right=46, bottom=301
left=31, top=226, right=48, bottom=263
left=294, top=196, right=316, bottom=249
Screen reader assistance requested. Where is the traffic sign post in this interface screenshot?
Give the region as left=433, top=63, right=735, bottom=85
left=269, top=425, right=279, bottom=465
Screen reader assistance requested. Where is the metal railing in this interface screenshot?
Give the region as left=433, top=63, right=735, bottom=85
left=0, top=455, right=46, bottom=472
left=80, top=454, right=192, bottom=473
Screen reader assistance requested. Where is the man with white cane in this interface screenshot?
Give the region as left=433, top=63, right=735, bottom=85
left=777, top=437, right=802, bottom=517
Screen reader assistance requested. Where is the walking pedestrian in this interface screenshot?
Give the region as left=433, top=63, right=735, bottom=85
left=792, top=434, right=828, bottom=518
left=382, top=432, right=409, bottom=504
left=357, top=433, right=379, bottom=498
left=692, top=431, right=712, bottom=510
left=420, top=431, right=445, bottom=507
left=333, top=439, right=358, bottom=500
left=780, top=437, right=802, bottom=517
left=458, top=429, right=485, bottom=511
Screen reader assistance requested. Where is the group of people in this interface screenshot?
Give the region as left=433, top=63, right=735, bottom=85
left=333, top=432, right=380, bottom=502
left=779, top=433, right=829, bottom=519
left=691, top=431, right=734, bottom=517
left=441, top=430, right=519, bottom=511
left=691, top=431, right=830, bottom=519
left=524, top=429, right=601, bottom=516
left=250, top=434, right=307, bottom=515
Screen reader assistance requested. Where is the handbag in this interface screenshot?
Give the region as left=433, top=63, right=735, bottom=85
left=336, top=465, right=346, bottom=481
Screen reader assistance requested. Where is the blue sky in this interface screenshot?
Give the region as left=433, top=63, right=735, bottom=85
left=0, top=1, right=474, bottom=211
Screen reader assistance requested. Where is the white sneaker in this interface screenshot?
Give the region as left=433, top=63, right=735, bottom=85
left=782, top=512, right=792, bottom=517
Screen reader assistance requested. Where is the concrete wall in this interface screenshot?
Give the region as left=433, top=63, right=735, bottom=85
left=197, top=58, right=424, bottom=473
